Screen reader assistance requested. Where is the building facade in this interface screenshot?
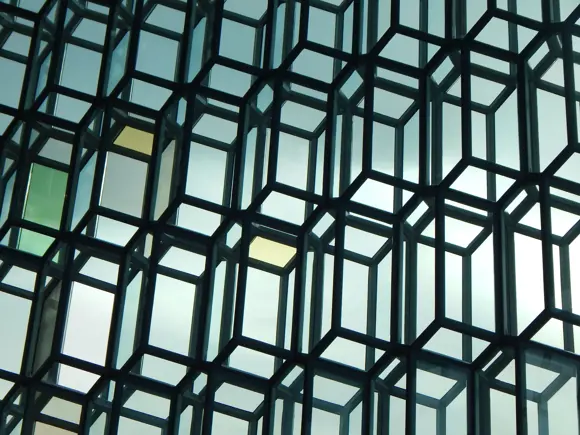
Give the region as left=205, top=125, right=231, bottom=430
left=0, top=0, right=580, bottom=434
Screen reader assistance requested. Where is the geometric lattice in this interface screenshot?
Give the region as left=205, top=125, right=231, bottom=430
left=1, top=1, right=580, bottom=434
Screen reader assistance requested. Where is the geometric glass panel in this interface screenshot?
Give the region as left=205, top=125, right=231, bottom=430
left=0, top=1, right=579, bottom=434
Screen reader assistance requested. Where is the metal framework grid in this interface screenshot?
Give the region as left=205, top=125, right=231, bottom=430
left=1, top=0, right=580, bottom=434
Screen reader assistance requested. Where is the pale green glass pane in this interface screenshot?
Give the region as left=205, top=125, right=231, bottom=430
left=17, top=230, right=55, bottom=256
left=22, top=164, right=67, bottom=227
left=19, top=164, right=67, bottom=255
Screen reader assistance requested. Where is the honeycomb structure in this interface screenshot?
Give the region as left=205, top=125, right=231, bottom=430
left=1, top=0, right=580, bottom=434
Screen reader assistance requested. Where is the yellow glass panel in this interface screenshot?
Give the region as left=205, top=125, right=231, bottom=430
left=249, top=237, right=296, bottom=268
left=34, top=422, right=75, bottom=435
left=114, top=126, right=154, bottom=155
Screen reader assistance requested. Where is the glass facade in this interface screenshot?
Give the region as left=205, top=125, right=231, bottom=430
left=0, top=0, right=580, bottom=434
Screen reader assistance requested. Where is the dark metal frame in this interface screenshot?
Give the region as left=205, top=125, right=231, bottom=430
left=0, top=0, right=580, bottom=434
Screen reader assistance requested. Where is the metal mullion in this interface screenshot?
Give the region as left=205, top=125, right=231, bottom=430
left=21, top=266, right=50, bottom=379
left=156, top=265, right=199, bottom=286
left=187, top=275, right=203, bottom=362
left=97, top=246, right=128, bottom=401
left=478, top=371, right=492, bottom=435
left=32, top=412, right=80, bottom=433
left=285, top=89, right=329, bottom=113
left=330, top=207, right=345, bottom=331
left=48, top=243, right=76, bottom=380
left=304, top=137, right=318, bottom=216
left=193, top=93, right=243, bottom=118
left=514, top=346, right=528, bottom=435
left=221, top=115, right=243, bottom=210
left=494, top=7, right=551, bottom=32
left=276, top=121, right=318, bottom=142
left=539, top=180, right=556, bottom=314
left=461, top=255, right=473, bottom=362
left=26, top=36, right=54, bottom=105
left=299, top=364, right=313, bottom=435
left=188, top=134, right=234, bottom=156
left=174, top=0, right=196, bottom=84
left=132, top=232, right=160, bottom=368
left=310, top=0, right=345, bottom=14
left=207, top=0, right=224, bottom=62
left=280, top=0, right=296, bottom=67
left=345, top=214, right=393, bottom=238
left=130, top=69, right=176, bottom=91
left=221, top=9, right=263, bottom=28
left=118, top=406, right=167, bottom=428
left=123, top=0, right=145, bottom=82
left=165, top=390, right=182, bottom=435
left=92, top=205, right=148, bottom=229
left=95, top=8, right=124, bottom=99
left=44, top=0, right=68, bottom=101
left=528, top=82, right=543, bottom=175
left=373, top=77, right=420, bottom=102
left=280, top=397, right=296, bottom=435
left=0, top=1, right=39, bottom=22
left=469, top=39, right=519, bottom=66
left=537, top=400, right=549, bottom=435
left=435, top=193, right=447, bottom=326
left=64, top=34, right=105, bottom=53
left=275, top=272, right=290, bottom=367
left=230, top=217, right=252, bottom=341
left=504, top=220, right=519, bottom=336
left=139, top=21, right=185, bottom=41
left=338, top=106, right=353, bottom=196
left=405, top=355, right=417, bottom=435
left=561, top=29, right=579, bottom=148
left=513, top=222, right=551, bottom=241
left=366, top=264, right=378, bottom=370
left=217, top=251, right=236, bottom=353
left=0, top=47, right=29, bottom=64
left=260, top=0, right=278, bottom=70
left=108, top=96, right=161, bottom=120
left=415, top=233, right=466, bottom=258
left=506, top=192, right=538, bottom=223
left=70, top=273, right=117, bottom=294
left=443, top=204, right=490, bottom=228
left=418, top=70, right=431, bottom=186
left=309, top=243, right=325, bottom=352
left=297, top=0, right=309, bottom=47
left=516, top=61, right=534, bottom=174
left=559, top=244, right=574, bottom=352
left=442, top=318, right=497, bottom=344
left=141, top=116, right=164, bottom=224
left=430, top=96, right=443, bottom=185
left=404, top=238, right=418, bottom=344
left=265, top=81, right=283, bottom=187
left=576, top=363, right=580, bottom=435
left=350, top=106, right=401, bottom=134
left=333, top=1, right=345, bottom=80
left=359, top=60, right=374, bottom=177
left=492, top=208, right=507, bottom=335
left=0, top=280, right=35, bottom=300
left=71, top=2, right=110, bottom=24
left=339, top=411, right=350, bottom=435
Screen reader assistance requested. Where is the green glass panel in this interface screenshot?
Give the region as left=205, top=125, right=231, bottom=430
left=19, top=164, right=67, bottom=256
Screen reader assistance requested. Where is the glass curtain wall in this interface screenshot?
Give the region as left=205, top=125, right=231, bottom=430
left=0, top=0, right=580, bottom=434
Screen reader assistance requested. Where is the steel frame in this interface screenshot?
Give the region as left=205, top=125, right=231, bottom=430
left=1, top=0, right=580, bottom=434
